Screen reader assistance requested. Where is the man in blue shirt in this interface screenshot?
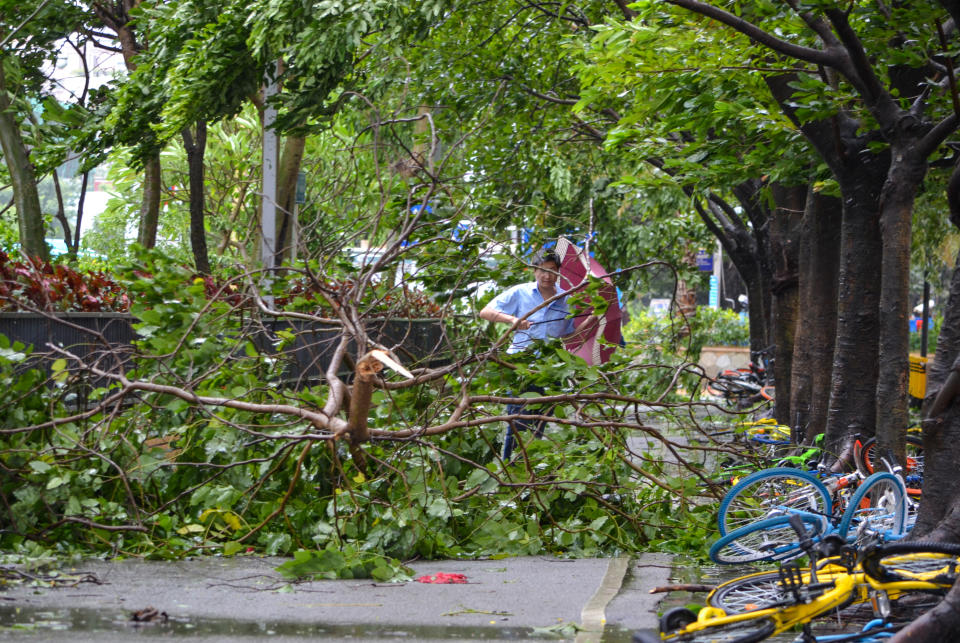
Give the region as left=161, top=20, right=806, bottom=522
left=480, top=249, right=596, bottom=460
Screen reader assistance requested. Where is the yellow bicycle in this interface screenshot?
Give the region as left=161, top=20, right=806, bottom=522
left=633, top=523, right=960, bottom=642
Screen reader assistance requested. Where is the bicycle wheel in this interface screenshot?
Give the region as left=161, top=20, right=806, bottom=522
left=710, top=513, right=828, bottom=564
left=718, top=467, right=832, bottom=535
left=857, top=435, right=923, bottom=495
left=707, top=571, right=784, bottom=613
left=707, top=565, right=850, bottom=614
left=661, top=616, right=776, bottom=643
left=704, top=378, right=742, bottom=404
left=837, top=472, right=907, bottom=544
left=862, top=540, right=960, bottom=583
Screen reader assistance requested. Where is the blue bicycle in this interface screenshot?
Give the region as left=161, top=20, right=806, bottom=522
left=710, top=470, right=909, bottom=564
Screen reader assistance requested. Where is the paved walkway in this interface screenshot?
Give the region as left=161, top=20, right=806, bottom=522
left=0, top=553, right=672, bottom=641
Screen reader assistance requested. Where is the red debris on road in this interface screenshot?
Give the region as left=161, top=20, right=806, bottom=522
left=414, top=573, right=468, bottom=584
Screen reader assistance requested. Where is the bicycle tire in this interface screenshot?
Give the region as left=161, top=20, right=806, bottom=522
left=661, top=616, right=776, bottom=643
left=760, top=385, right=775, bottom=401
left=710, top=513, right=828, bottom=564
left=706, top=564, right=851, bottom=614
left=718, top=467, right=832, bottom=536
left=857, top=435, right=923, bottom=494
left=705, top=378, right=744, bottom=402
left=707, top=570, right=784, bottom=613
left=660, top=606, right=698, bottom=632
left=837, top=472, right=907, bottom=544
left=861, top=540, right=960, bottom=583
left=705, top=376, right=760, bottom=404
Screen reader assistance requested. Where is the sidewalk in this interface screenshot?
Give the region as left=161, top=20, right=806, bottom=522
left=0, top=553, right=672, bottom=641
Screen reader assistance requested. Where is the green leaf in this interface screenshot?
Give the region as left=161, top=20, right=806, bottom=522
left=28, top=460, right=52, bottom=473
left=223, top=541, right=245, bottom=556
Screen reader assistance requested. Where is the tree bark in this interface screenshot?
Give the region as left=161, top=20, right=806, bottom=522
left=0, top=61, right=49, bottom=262
left=51, top=171, right=75, bottom=254
left=874, top=150, right=928, bottom=464
left=892, top=256, right=960, bottom=642
left=768, top=183, right=805, bottom=425
left=182, top=122, right=210, bottom=275
left=790, top=189, right=841, bottom=443
left=889, top=582, right=960, bottom=642
left=72, top=170, right=89, bottom=253
left=912, top=245, right=960, bottom=536
left=276, top=135, right=305, bottom=263
left=137, top=154, right=161, bottom=248
left=823, top=175, right=884, bottom=459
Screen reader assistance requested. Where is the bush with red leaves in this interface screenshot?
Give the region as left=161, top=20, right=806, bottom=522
left=0, top=251, right=130, bottom=313
left=0, top=252, right=442, bottom=318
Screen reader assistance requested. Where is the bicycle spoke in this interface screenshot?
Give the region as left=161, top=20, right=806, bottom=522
left=719, top=468, right=831, bottom=535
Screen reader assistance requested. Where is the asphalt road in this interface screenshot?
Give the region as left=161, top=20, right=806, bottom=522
left=0, top=553, right=672, bottom=642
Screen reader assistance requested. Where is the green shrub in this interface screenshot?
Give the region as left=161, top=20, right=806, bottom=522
left=623, top=306, right=748, bottom=355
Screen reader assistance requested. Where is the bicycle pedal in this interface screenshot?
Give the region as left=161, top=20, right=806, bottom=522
left=838, top=547, right=857, bottom=572
left=778, top=564, right=807, bottom=603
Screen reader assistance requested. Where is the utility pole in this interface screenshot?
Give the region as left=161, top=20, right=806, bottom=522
left=260, top=66, right=279, bottom=306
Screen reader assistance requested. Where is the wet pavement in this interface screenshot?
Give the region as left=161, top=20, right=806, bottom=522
left=0, top=553, right=673, bottom=641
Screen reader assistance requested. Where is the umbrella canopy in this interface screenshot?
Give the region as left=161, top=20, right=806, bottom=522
left=555, top=237, right=622, bottom=365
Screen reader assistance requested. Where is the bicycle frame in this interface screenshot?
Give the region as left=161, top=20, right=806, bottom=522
left=663, top=571, right=947, bottom=641
left=711, top=472, right=908, bottom=565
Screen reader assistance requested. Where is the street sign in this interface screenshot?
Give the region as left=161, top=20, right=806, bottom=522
left=696, top=249, right=713, bottom=272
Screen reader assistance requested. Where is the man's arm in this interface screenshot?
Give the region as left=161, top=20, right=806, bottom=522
left=480, top=303, right=532, bottom=330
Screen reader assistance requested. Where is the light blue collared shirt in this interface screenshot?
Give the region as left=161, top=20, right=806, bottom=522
left=488, top=282, right=575, bottom=353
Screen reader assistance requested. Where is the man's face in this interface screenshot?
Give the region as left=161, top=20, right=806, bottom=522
left=534, top=260, right=560, bottom=291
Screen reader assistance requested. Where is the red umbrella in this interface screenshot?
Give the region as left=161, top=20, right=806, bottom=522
left=555, top=237, right=622, bottom=365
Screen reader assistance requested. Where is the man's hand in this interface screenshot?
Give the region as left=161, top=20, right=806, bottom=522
left=479, top=305, right=531, bottom=329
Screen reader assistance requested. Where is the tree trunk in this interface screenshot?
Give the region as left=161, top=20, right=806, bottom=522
left=874, top=152, right=927, bottom=464
left=137, top=153, right=161, bottom=249
left=790, top=189, right=841, bottom=443
left=728, top=182, right=774, bottom=353
left=891, top=250, right=960, bottom=642
left=697, top=183, right=774, bottom=352
left=276, top=135, right=305, bottom=263
left=73, top=170, right=89, bottom=253
left=823, top=173, right=885, bottom=461
left=0, top=62, right=48, bottom=262
left=51, top=171, right=76, bottom=255
left=889, top=581, right=960, bottom=642
left=768, top=183, right=805, bottom=425
left=911, top=244, right=960, bottom=536
left=182, top=122, right=210, bottom=275
left=762, top=74, right=889, bottom=462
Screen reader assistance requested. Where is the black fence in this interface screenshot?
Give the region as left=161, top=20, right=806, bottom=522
left=252, top=317, right=448, bottom=386
left=0, top=313, right=448, bottom=389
